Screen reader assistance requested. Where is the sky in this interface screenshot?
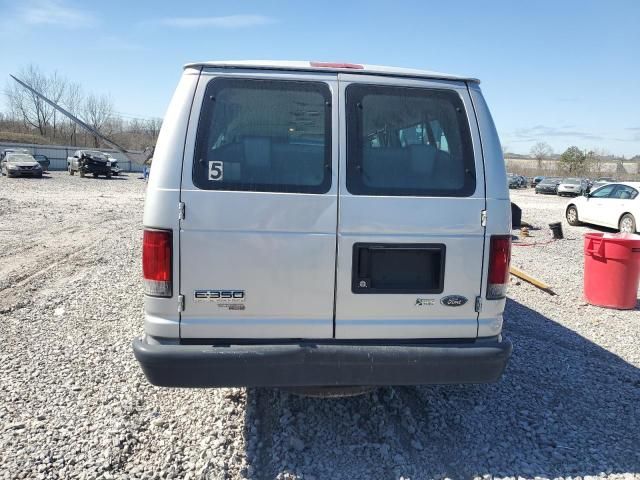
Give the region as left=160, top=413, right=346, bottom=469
left=1, top=0, right=639, bottom=156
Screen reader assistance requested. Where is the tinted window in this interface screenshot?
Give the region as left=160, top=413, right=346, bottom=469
left=591, top=184, right=616, bottom=198
left=193, top=78, right=331, bottom=193
left=346, top=84, right=475, bottom=196
left=612, top=185, right=638, bottom=200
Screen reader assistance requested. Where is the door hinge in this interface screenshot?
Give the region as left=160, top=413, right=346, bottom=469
left=178, top=202, right=185, bottom=220
left=178, top=294, right=185, bottom=312
left=481, top=210, right=487, bottom=227
left=474, top=296, right=482, bottom=313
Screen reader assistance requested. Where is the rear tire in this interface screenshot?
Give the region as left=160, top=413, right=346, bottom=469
left=79, top=169, right=85, bottom=178
left=619, top=214, right=636, bottom=234
left=566, top=205, right=581, bottom=226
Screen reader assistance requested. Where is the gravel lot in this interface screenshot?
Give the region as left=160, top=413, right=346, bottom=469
left=1, top=173, right=638, bottom=480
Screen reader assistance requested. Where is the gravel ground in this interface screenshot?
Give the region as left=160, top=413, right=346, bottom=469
left=0, top=174, right=638, bottom=480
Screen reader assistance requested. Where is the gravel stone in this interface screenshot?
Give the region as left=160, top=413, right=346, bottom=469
left=0, top=175, right=638, bottom=479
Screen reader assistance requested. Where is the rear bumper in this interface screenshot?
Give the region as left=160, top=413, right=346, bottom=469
left=133, top=336, right=512, bottom=388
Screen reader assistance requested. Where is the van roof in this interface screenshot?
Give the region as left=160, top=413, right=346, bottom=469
left=184, top=60, right=480, bottom=84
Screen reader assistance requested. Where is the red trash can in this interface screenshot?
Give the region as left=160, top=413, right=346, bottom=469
left=584, top=232, right=640, bottom=309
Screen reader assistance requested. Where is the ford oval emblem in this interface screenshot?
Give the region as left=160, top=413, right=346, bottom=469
left=441, top=295, right=468, bottom=307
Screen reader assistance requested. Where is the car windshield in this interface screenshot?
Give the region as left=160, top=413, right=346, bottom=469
left=562, top=178, right=581, bottom=184
left=6, top=154, right=35, bottom=163
left=85, top=151, right=106, bottom=159
left=540, top=178, right=558, bottom=185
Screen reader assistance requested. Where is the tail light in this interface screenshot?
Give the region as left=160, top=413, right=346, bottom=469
left=487, top=235, right=511, bottom=300
left=143, top=229, right=172, bottom=297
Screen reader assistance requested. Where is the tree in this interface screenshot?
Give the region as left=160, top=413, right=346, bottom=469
left=586, top=148, right=609, bottom=177
left=64, top=82, right=84, bottom=145
left=6, top=65, right=67, bottom=137
left=559, top=146, right=587, bottom=175
left=82, top=93, right=114, bottom=147
left=530, top=142, right=553, bottom=171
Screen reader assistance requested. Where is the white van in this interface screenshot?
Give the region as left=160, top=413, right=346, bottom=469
left=133, top=61, right=512, bottom=389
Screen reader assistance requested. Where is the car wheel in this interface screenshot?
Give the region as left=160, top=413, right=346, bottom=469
left=619, top=214, right=636, bottom=234
left=68, top=165, right=74, bottom=175
left=93, top=173, right=99, bottom=178
left=106, top=172, right=112, bottom=179
left=566, top=205, right=581, bottom=226
left=79, top=169, right=85, bottom=178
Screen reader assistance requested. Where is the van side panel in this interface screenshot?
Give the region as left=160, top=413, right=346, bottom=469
left=142, top=68, right=201, bottom=339
left=468, top=86, right=511, bottom=337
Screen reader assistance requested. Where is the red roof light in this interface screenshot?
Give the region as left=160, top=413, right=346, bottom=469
left=310, top=62, right=364, bottom=70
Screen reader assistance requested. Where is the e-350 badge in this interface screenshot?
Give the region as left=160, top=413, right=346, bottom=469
left=194, top=290, right=245, bottom=310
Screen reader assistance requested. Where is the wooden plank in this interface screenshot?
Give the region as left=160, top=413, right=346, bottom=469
left=510, top=266, right=556, bottom=295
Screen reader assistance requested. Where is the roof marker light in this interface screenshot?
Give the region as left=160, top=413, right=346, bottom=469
left=310, top=62, right=364, bottom=69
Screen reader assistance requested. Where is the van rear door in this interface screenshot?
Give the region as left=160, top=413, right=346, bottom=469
left=179, top=70, right=338, bottom=339
left=334, top=74, right=486, bottom=339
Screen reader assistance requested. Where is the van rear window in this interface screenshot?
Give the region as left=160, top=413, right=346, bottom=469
left=193, top=78, right=331, bottom=193
left=345, top=84, right=476, bottom=197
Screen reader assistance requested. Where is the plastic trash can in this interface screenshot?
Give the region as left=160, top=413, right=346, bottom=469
left=584, top=232, right=640, bottom=309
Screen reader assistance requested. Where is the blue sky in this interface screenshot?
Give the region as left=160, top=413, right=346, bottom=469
left=1, top=0, right=639, bottom=156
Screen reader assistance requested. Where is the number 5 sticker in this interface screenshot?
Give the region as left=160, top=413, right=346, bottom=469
left=208, top=161, right=223, bottom=181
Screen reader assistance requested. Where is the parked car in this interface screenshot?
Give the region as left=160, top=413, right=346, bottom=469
left=531, top=176, right=545, bottom=187
left=557, top=177, right=589, bottom=197
left=507, top=174, right=526, bottom=189
left=589, top=177, right=615, bottom=191
left=507, top=174, right=519, bottom=188
left=33, top=154, right=50, bottom=172
left=0, top=148, right=30, bottom=161
left=535, top=177, right=561, bottom=194
left=132, top=60, right=513, bottom=392
left=1, top=152, right=43, bottom=178
left=566, top=182, right=640, bottom=233
left=67, top=150, right=113, bottom=178
left=517, top=175, right=527, bottom=188
left=105, top=153, right=122, bottom=176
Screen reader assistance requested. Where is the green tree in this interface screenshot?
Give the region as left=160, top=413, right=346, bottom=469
left=559, top=146, right=587, bottom=175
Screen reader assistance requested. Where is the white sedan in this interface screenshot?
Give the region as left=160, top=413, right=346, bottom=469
left=565, top=182, right=640, bottom=233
